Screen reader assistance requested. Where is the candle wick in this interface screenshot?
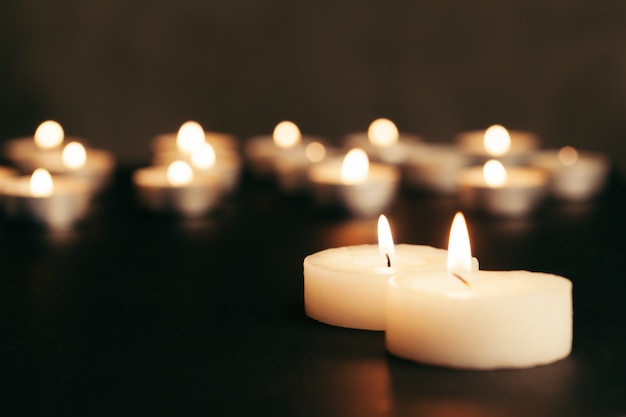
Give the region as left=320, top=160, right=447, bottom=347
left=386, top=253, right=391, bottom=268
left=453, top=272, right=471, bottom=288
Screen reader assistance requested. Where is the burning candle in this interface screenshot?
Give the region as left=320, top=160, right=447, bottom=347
left=307, top=148, right=400, bottom=217
left=455, top=124, right=539, bottom=165
left=151, top=120, right=238, bottom=158
left=303, top=215, right=478, bottom=330
left=528, top=146, right=610, bottom=202
left=1, top=168, right=91, bottom=230
left=457, top=159, right=548, bottom=217
left=403, top=143, right=470, bottom=194
left=386, top=212, right=573, bottom=370
left=132, top=160, right=224, bottom=217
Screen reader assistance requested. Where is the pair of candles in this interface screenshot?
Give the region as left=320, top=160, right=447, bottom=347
left=133, top=121, right=242, bottom=217
left=303, top=214, right=572, bottom=370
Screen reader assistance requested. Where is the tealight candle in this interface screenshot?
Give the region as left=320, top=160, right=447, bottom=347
left=303, top=215, right=479, bottom=330
left=528, top=146, right=610, bottom=201
left=343, top=118, right=423, bottom=164
left=455, top=124, right=540, bottom=165
left=403, top=143, right=470, bottom=194
left=273, top=141, right=331, bottom=193
left=457, top=159, right=548, bottom=217
left=307, top=148, right=400, bottom=217
left=2, top=168, right=91, bottom=230
left=386, top=212, right=573, bottom=370
left=151, top=120, right=238, bottom=158
left=132, top=161, right=224, bottom=217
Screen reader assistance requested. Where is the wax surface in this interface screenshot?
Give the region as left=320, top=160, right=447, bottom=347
left=386, top=270, right=572, bottom=370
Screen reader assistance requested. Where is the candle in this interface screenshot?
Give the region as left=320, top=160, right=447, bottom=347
left=307, top=148, right=400, bottom=218
left=386, top=212, right=573, bottom=370
left=151, top=120, right=238, bottom=157
left=457, top=159, right=548, bottom=217
left=1, top=168, right=91, bottom=230
left=303, top=215, right=479, bottom=330
left=343, top=118, right=423, bottom=164
left=132, top=161, right=224, bottom=217
left=455, top=124, right=539, bottom=165
left=403, top=143, right=470, bottom=194
left=272, top=141, right=333, bottom=193
left=528, top=146, right=610, bottom=202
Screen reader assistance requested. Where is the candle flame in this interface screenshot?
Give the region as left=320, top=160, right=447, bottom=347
left=30, top=168, right=54, bottom=197
left=483, top=124, right=511, bottom=157
left=368, top=118, right=399, bottom=147
left=341, top=148, right=369, bottom=184
left=62, top=142, right=87, bottom=169
left=447, top=212, right=473, bottom=277
left=377, top=214, right=395, bottom=267
left=34, top=120, right=64, bottom=149
left=273, top=121, right=301, bottom=148
left=190, top=142, right=216, bottom=170
left=558, top=146, right=578, bottom=166
left=483, top=159, right=508, bottom=187
left=177, top=121, right=206, bottom=154
left=167, top=161, right=194, bottom=186
left=305, top=141, right=326, bottom=162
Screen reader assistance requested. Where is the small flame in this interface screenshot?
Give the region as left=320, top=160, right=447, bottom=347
left=447, top=212, right=473, bottom=277
left=30, top=168, right=54, bottom=197
left=190, top=142, right=216, bottom=170
left=558, top=146, right=578, bottom=166
left=377, top=214, right=395, bottom=267
left=34, top=120, right=64, bottom=149
left=273, top=121, right=301, bottom=148
left=368, top=118, right=399, bottom=147
left=176, top=121, right=206, bottom=154
left=341, top=148, right=369, bottom=185
left=483, top=124, right=511, bottom=157
left=167, top=161, right=194, bottom=186
left=483, top=159, right=508, bottom=187
left=62, top=142, right=87, bottom=169
left=305, top=141, right=326, bottom=162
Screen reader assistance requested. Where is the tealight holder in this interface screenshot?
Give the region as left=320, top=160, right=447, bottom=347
left=455, top=127, right=540, bottom=166
left=403, top=144, right=470, bottom=194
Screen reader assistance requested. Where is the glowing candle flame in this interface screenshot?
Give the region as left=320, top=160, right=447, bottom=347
left=483, top=124, right=511, bottom=157
left=377, top=214, right=395, bottom=267
left=558, top=146, right=578, bottom=166
left=368, top=118, right=399, bottom=146
left=340, top=148, right=369, bottom=184
left=305, top=141, right=326, bottom=162
left=273, top=121, right=301, bottom=148
left=34, top=120, right=64, bottom=149
left=167, top=161, right=194, bottom=186
left=62, top=142, right=87, bottom=169
left=190, top=142, right=216, bottom=170
left=447, top=212, right=473, bottom=277
left=176, top=121, right=206, bottom=154
left=30, top=168, right=54, bottom=197
left=483, top=159, right=508, bottom=187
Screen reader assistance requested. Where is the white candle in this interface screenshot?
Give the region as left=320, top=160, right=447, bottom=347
left=132, top=161, right=224, bottom=217
left=308, top=148, right=400, bottom=218
left=455, top=124, right=540, bottom=165
left=386, top=212, right=573, bottom=370
left=303, top=215, right=479, bottom=330
left=528, top=147, right=610, bottom=202
left=403, top=143, right=470, bottom=194
left=457, top=160, right=548, bottom=217
left=151, top=120, right=238, bottom=157
left=1, top=168, right=91, bottom=230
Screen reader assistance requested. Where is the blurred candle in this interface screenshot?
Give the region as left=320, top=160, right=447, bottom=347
left=456, top=124, right=539, bottom=165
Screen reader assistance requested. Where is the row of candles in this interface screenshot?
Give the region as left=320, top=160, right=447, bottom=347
left=0, top=118, right=609, bottom=229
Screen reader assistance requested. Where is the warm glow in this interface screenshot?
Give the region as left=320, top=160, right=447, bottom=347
left=341, top=148, right=369, bottom=184
left=273, top=121, right=301, bottom=148
left=483, top=159, right=508, bottom=187
left=305, top=141, right=326, bottom=162
left=167, top=161, right=194, bottom=186
left=377, top=214, right=395, bottom=267
left=447, top=212, right=473, bottom=277
left=62, top=142, right=87, bottom=169
left=34, top=120, right=64, bottom=149
left=190, top=142, right=216, bottom=170
left=30, top=168, right=54, bottom=197
left=176, top=121, right=206, bottom=154
left=368, top=118, right=399, bottom=146
left=558, top=146, right=578, bottom=166
left=483, top=124, right=511, bottom=156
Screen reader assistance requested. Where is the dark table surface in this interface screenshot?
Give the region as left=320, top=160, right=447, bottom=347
left=1, top=167, right=625, bottom=417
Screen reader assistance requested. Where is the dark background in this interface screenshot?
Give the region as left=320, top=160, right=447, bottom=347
left=2, top=1, right=626, bottom=168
